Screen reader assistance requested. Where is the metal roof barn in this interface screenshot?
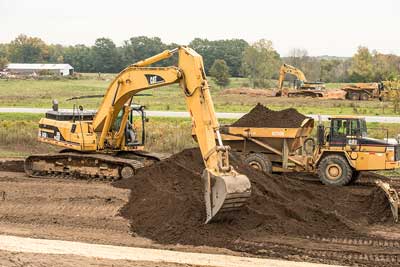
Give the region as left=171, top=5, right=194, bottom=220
left=6, top=63, right=74, bottom=76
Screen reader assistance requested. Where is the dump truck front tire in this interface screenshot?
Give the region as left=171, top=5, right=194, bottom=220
left=244, top=153, right=272, bottom=174
left=318, top=155, right=353, bottom=186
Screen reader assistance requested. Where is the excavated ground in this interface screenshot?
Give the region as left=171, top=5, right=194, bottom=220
left=0, top=163, right=399, bottom=266
left=114, top=148, right=400, bottom=267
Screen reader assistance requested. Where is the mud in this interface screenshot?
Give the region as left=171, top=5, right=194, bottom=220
left=231, top=103, right=308, bottom=128
left=114, top=148, right=393, bottom=251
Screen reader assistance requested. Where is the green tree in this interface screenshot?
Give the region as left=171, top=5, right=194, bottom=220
left=189, top=38, right=248, bottom=77
left=209, top=59, right=230, bottom=88
left=0, top=57, right=8, bottom=69
left=372, top=52, right=400, bottom=81
left=63, top=45, right=93, bottom=72
left=121, top=36, right=167, bottom=67
left=0, top=44, right=9, bottom=69
left=241, top=39, right=281, bottom=88
left=47, top=44, right=65, bottom=63
left=91, top=38, right=121, bottom=73
left=285, top=48, right=321, bottom=81
left=8, top=34, right=48, bottom=63
left=349, top=46, right=373, bottom=82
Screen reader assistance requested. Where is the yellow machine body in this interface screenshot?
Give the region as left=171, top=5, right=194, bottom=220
left=277, top=64, right=326, bottom=97
left=30, top=47, right=251, bottom=223
left=220, top=116, right=400, bottom=176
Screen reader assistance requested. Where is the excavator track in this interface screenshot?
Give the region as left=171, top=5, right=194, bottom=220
left=237, top=238, right=400, bottom=265
left=24, top=152, right=160, bottom=181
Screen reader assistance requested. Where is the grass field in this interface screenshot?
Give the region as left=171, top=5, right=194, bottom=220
left=0, top=113, right=399, bottom=157
left=0, top=77, right=397, bottom=116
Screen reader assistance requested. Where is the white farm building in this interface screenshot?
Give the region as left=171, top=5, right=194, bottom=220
left=6, top=63, right=74, bottom=76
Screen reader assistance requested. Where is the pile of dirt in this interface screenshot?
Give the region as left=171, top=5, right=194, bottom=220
left=220, top=88, right=276, bottom=97
left=231, top=103, right=308, bottom=128
left=114, top=148, right=392, bottom=250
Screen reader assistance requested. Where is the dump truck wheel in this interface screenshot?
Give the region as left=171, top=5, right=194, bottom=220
left=348, top=92, right=359, bottom=100
left=244, top=153, right=272, bottom=174
left=318, top=155, right=353, bottom=186
left=360, top=93, right=369, bottom=101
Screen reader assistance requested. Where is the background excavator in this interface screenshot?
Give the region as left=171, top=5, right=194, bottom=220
left=278, top=64, right=327, bottom=97
left=24, top=46, right=251, bottom=223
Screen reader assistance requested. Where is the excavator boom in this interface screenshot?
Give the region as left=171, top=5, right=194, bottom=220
left=278, top=64, right=307, bottom=89
left=27, top=46, right=251, bottom=223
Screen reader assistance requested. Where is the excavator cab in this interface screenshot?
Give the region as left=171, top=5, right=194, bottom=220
left=112, top=103, right=147, bottom=148
left=126, top=105, right=146, bottom=147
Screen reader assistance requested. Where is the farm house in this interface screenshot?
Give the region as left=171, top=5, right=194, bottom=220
left=5, top=63, right=74, bottom=76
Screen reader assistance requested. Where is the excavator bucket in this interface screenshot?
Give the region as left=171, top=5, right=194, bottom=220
left=375, top=180, right=400, bottom=222
left=203, top=170, right=251, bottom=223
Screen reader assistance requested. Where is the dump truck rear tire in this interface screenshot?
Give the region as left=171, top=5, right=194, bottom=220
left=318, top=155, right=353, bottom=186
left=348, top=92, right=359, bottom=100
left=244, top=153, right=272, bottom=174
left=360, top=93, right=369, bottom=101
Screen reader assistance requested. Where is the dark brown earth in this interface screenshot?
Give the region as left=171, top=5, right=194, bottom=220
left=114, top=148, right=393, bottom=251
left=0, top=166, right=398, bottom=266
left=231, top=103, right=308, bottom=128
left=0, top=158, right=24, bottom=172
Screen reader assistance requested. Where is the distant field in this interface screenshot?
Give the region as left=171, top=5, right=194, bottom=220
left=0, top=113, right=398, bottom=157
left=0, top=76, right=396, bottom=116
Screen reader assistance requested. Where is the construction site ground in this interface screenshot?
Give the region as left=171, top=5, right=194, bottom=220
left=0, top=156, right=399, bottom=267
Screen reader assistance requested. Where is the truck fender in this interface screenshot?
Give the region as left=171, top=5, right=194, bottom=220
left=315, top=150, right=356, bottom=169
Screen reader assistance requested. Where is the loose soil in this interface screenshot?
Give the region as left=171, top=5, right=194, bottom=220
left=114, top=148, right=393, bottom=249
left=221, top=88, right=276, bottom=97
left=231, top=103, right=308, bottom=128
left=0, top=167, right=399, bottom=266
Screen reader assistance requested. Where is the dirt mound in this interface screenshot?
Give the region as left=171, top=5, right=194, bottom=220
left=221, top=88, right=276, bottom=97
left=231, top=103, right=308, bottom=128
left=114, top=148, right=392, bottom=250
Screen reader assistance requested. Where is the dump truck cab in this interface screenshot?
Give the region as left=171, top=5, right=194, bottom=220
left=315, top=115, right=400, bottom=185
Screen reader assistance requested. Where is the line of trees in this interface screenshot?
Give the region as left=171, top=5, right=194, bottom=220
left=0, top=34, right=399, bottom=87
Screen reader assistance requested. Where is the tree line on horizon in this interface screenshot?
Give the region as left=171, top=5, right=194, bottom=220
left=0, top=34, right=399, bottom=87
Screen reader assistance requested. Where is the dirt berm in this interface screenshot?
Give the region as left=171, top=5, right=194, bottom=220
left=231, top=103, right=308, bottom=128
left=114, top=148, right=392, bottom=252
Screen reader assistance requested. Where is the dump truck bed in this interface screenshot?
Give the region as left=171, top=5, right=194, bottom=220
left=220, top=118, right=314, bottom=154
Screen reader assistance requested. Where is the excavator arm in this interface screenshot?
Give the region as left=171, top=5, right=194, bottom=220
left=278, top=64, right=307, bottom=89
left=90, top=46, right=251, bottom=223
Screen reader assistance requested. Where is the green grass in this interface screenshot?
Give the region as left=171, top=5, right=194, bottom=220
left=0, top=112, right=398, bottom=158
left=1, top=77, right=398, bottom=116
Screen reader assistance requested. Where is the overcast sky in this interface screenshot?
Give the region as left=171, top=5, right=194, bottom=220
left=1, top=0, right=399, bottom=57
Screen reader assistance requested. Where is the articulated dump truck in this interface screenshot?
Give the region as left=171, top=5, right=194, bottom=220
left=220, top=115, right=400, bottom=222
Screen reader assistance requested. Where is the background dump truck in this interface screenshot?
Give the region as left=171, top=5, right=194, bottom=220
left=341, top=82, right=385, bottom=101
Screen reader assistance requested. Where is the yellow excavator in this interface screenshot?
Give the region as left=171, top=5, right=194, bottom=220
left=278, top=64, right=326, bottom=97
left=24, top=46, right=251, bottom=223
